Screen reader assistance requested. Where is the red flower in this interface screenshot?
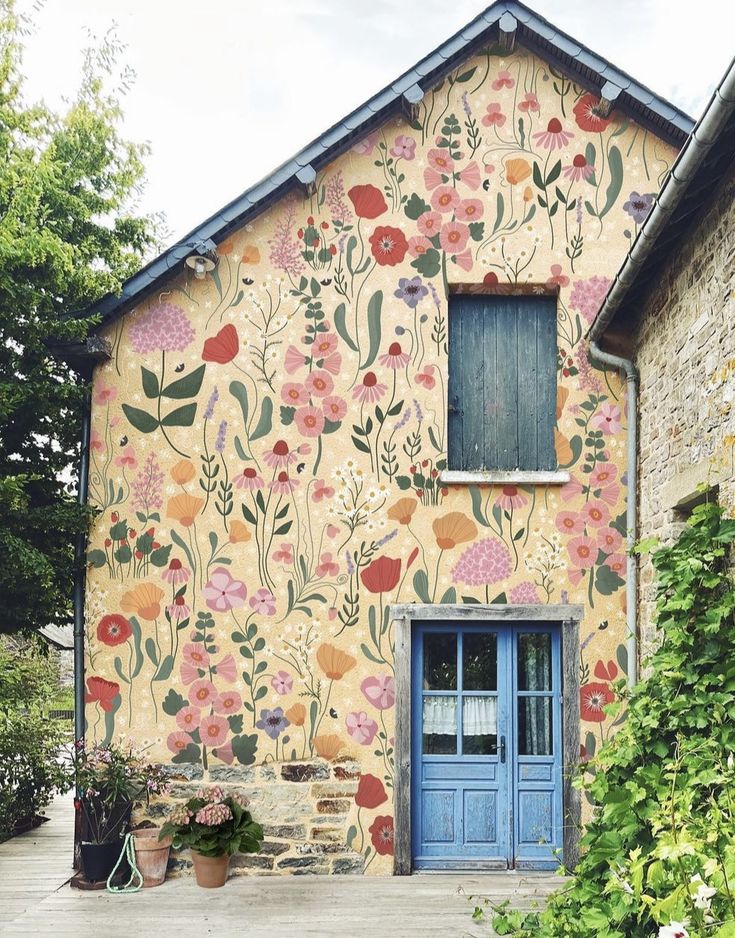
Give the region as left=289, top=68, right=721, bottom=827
left=483, top=271, right=499, bottom=285
left=594, top=659, right=619, bottom=682
left=369, top=226, right=408, bottom=266
left=360, top=556, right=401, bottom=594
left=573, top=94, right=612, bottom=133
left=85, top=676, right=120, bottom=712
left=355, top=773, right=388, bottom=809
left=580, top=682, right=615, bottom=723
left=347, top=184, right=387, bottom=219
left=202, top=324, right=239, bottom=364
left=96, top=614, right=132, bottom=647
left=368, top=815, right=394, bottom=855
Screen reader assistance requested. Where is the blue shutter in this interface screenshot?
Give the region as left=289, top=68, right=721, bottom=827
left=448, top=295, right=557, bottom=471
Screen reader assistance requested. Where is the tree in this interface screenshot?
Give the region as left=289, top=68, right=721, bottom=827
left=0, top=2, right=156, bottom=633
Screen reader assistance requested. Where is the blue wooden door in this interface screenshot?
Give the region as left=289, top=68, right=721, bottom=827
left=411, top=623, right=562, bottom=870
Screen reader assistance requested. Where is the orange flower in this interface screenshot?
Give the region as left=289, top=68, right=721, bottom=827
left=555, top=429, right=573, bottom=465
left=120, top=583, right=164, bottom=621
left=166, top=493, right=204, bottom=527
left=286, top=703, right=306, bottom=726
left=523, top=186, right=533, bottom=203
left=432, top=512, right=477, bottom=550
left=556, top=386, right=569, bottom=420
left=316, top=643, right=356, bottom=680
left=171, top=459, right=196, bottom=485
left=387, top=497, right=418, bottom=525
left=505, top=158, right=531, bottom=186
left=228, top=520, right=251, bottom=544
left=313, top=734, right=344, bottom=761
left=241, top=244, right=261, bottom=264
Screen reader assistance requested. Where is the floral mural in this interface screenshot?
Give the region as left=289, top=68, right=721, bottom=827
left=83, top=46, right=678, bottom=873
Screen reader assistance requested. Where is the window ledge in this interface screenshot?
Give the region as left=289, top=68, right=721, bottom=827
left=440, top=469, right=570, bottom=486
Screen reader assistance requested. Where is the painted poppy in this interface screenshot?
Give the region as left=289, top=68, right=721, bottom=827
left=347, top=184, right=387, bottom=219
left=580, top=682, right=615, bottom=723
left=360, top=556, right=401, bottom=593
left=96, top=614, right=132, bottom=647
left=85, top=676, right=120, bottom=712
left=369, top=226, right=408, bottom=266
left=202, top=323, right=239, bottom=364
left=369, top=815, right=395, bottom=855
left=355, top=773, right=388, bottom=809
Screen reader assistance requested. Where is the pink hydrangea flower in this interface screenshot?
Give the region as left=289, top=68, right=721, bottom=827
left=271, top=671, right=293, bottom=695
left=346, top=711, right=379, bottom=745
left=203, top=567, right=247, bottom=612
left=451, top=538, right=512, bottom=586
left=129, top=303, right=195, bottom=355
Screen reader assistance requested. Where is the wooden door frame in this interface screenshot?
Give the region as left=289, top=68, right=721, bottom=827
left=390, top=603, right=583, bottom=875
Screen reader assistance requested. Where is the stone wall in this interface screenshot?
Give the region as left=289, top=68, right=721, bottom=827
left=634, top=164, right=735, bottom=657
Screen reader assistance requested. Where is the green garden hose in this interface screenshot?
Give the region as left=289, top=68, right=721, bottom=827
left=106, top=832, right=144, bottom=893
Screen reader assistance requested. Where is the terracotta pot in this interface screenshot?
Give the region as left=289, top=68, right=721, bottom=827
left=132, top=828, right=172, bottom=887
left=190, top=850, right=229, bottom=888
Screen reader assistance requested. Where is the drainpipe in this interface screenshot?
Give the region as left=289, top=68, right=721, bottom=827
left=588, top=344, right=638, bottom=688
left=73, top=387, right=92, bottom=746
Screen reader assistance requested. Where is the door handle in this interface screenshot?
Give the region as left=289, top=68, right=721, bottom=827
left=500, top=735, right=506, bottom=764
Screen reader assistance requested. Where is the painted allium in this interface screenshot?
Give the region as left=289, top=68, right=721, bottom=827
left=194, top=802, right=233, bottom=826
left=451, top=538, right=512, bottom=586
left=129, top=303, right=195, bottom=355
left=509, top=581, right=541, bottom=604
left=568, top=276, right=612, bottom=324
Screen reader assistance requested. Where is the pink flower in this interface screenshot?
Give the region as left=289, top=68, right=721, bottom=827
left=379, top=341, right=410, bottom=370
left=495, top=485, right=527, bottom=511
left=284, top=345, right=307, bottom=374
left=361, top=675, right=396, bottom=710
left=305, top=370, right=334, bottom=399
left=249, top=587, right=277, bottom=615
left=459, top=161, right=482, bottom=190
left=203, top=567, right=247, bottom=612
left=390, top=134, right=416, bottom=159
left=312, top=333, right=338, bottom=358
left=353, top=371, right=387, bottom=404
left=167, top=598, right=190, bottom=622
left=235, top=466, right=264, bottom=490
left=180, top=661, right=200, bottom=685
left=167, top=731, right=192, bottom=755
left=214, top=741, right=234, bottom=764
left=326, top=524, right=340, bottom=538
left=264, top=440, right=297, bottom=469
left=320, top=352, right=342, bottom=375
left=282, top=382, right=310, bottom=406
left=582, top=501, right=610, bottom=528
left=294, top=405, right=325, bottom=437
left=115, top=446, right=137, bottom=469
left=598, top=482, right=621, bottom=507
left=312, top=479, right=335, bottom=502
left=183, top=643, right=210, bottom=669
left=604, top=553, right=626, bottom=576
left=556, top=511, right=585, bottom=535
left=189, top=679, right=217, bottom=707
left=272, top=543, right=294, bottom=564
left=407, top=235, right=433, bottom=257
left=352, top=132, right=379, bottom=155
left=415, top=365, right=436, bottom=389
left=269, top=471, right=299, bottom=495
left=563, top=153, right=594, bottom=182
left=546, top=264, right=569, bottom=289
left=439, top=221, right=470, bottom=254
left=453, top=249, right=473, bottom=271
left=591, top=403, right=623, bottom=434
left=509, top=581, right=541, bottom=603
left=346, top=711, right=379, bottom=745
left=597, top=527, right=623, bottom=553
left=200, top=714, right=229, bottom=748
left=561, top=475, right=585, bottom=503
left=533, top=118, right=575, bottom=150
left=322, top=395, right=348, bottom=422
left=451, top=538, right=512, bottom=586
left=175, top=706, right=201, bottom=732
left=491, top=69, right=514, bottom=90
left=455, top=198, right=483, bottom=222
left=213, top=690, right=242, bottom=715
left=417, top=211, right=443, bottom=237
left=316, top=552, right=339, bottom=577
left=423, top=167, right=444, bottom=190
left=129, top=303, right=195, bottom=355
left=569, top=276, right=612, bottom=323
left=271, top=671, right=293, bottom=695
left=94, top=383, right=117, bottom=405
left=518, top=92, right=540, bottom=113
left=161, top=558, right=191, bottom=584
left=427, top=148, right=454, bottom=174
left=568, top=536, right=597, bottom=569
left=431, top=186, right=461, bottom=214
left=214, top=654, right=237, bottom=683
left=482, top=102, right=506, bottom=126
left=90, top=430, right=105, bottom=454
left=589, top=463, right=618, bottom=488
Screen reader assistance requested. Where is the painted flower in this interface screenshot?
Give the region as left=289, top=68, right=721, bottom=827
left=533, top=118, right=574, bottom=150
left=249, top=587, right=277, bottom=615
left=284, top=345, right=308, bottom=374
left=256, top=707, right=290, bottom=739
left=509, top=581, right=541, bottom=604
left=591, top=403, right=623, bottom=434
left=161, top=558, right=190, bottom=585
left=369, top=226, right=408, bottom=266
left=313, top=734, right=344, bottom=760
left=369, top=815, right=395, bottom=855
left=394, top=276, right=428, bottom=308
left=594, top=660, right=619, bottom=682
left=96, top=614, right=132, bottom=647
left=415, top=365, right=436, bottom=389
left=115, top=446, right=137, bottom=469
left=312, top=479, right=335, bottom=501
left=305, top=370, right=334, bottom=398
left=120, top=583, right=164, bottom=621
left=387, top=497, right=417, bottom=525
left=200, top=714, right=229, bottom=748
left=202, top=323, right=239, bottom=364
left=518, top=92, right=540, bottom=113
left=90, top=430, right=105, bottom=454
left=407, top=235, right=432, bottom=257
left=417, top=211, right=442, bottom=237
left=183, top=643, right=210, bottom=669
left=355, top=773, right=388, bottom=808
left=492, top=69, right=514, bottom=90
left=481, top=102, right=506, bottom=127
left=346, top=712, right=379, bottom=746
left=189, top=679, right=217, bottom=707
left=85, top=676, right=120, bottom=712
left=281, top=382, right=310, bottom=406
left=582, top=501, right=610, bottom=528
left=605, top=553, right=626, bottom=577
left=264, top=440, right=297, bottom=469
left=294, top=405, right=325, bottom=437
left=573, top=94, right=612, bottom=133
left=166, top=493, right=204, bottom=528
left=214, top=654, right=237, bottom=683
left=451, top=538, right=512, bottom=586
left=352, top=371, right=387, bottom=404
left=459, top=161, right=482, bottom=190
left=589, top=462, right=618, bottom=488
left=322, top=395, right=348, bottom=422
left=390, top=134, right=416, bottom=160
left=313, top=333, right=338, bottom=358
left=167, top=731, right=192, bottom=755
left=170, top=459, right=196, bottom=484
left=431, top=186, right=461, bottom=214
left=546, top=263, right=570, bottom=288
left=569, top=275, right=612, bottom=323
left=229, top=520, right=251, bottom=544
left=563, top=153, right=594, bottom=182
left=379, top=341, right=410, bottom=370
left=317, top=643, right=357, bottom=680
left=556, top=511, right=585, bottom=535
left=597, top=527, right=623, bottom=552
left=270, top=671, right=293, bottom=695
left=348, top=184, right=387, bottom=219
left=427, top=148, right=454, bottom=173
left=285, top=702, right=306, bottom=726
left=272, top=543, right=294, bottom=564
left=361, top=674, right=395, bottom=710
left=175, top=706, right=201, bottom=732
left=167, top=596, right=190, bottom=623
left=439, top=221, right=470, bottom=254
left=623, top=191, right=655, bottom=225
left=361, top=556, right=401, bottom=593
left=495, top=485, right=527, bottom=511
left=129, top=303, right=195, bottom=355
left=235, top=466, right=265, bottom=490
left=352, top=132, right=379, bottom=155
left=269, top=471, right=299, bottom=495
left=203, top=567, right=247, bottom=612
left=433, top=512, right=477, bottom=550
left=567, top=536, right=597, bottom=569
left=580, top=682, right=615, bottom=722
left=455, top=198, right=483, bottom=222
left=316, top=552, right=339, bottom=577
left=213, top=690, right=242, bottom=715
left=93, top=383, right=117, bottom=405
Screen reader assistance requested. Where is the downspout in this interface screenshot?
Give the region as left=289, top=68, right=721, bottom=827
left=73, top=386, right=92, bottom=745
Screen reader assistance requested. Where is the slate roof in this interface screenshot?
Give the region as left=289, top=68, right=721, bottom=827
left=77, top=0, right=694, bottom=331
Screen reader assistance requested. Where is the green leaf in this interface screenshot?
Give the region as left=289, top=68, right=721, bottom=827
left=413, top=568, right=431, bottom=604
left=410, top=248, right=441, bottom=278
left=595, top=562, right=625, bottom=596
left=454, top=66, right=477, bottom=83
left=280, top=405, right=295, bottom=427
left=150, top=544, right=172, bottom=567
left=122, top=404, right=159, bottom=433
left=162, top=689, right=187, bottom=716
left=468, top=221, right=485, bottom=242
left=86, top=549, right=106, bottom=568
left=600, top=145, right=623, bottom=219
left=229, top=380, right=249, bottom=428
left=171, top=743, right=201, bottom=765
left=250, top=397, right=273, bottom=442
left=469, top=486, right=490, bottom=527
left=161, top=363, right=206, bottom=399
left=360, top=291, right=383, bottom=370
left=404, top=193, right=430, bottom=220
left=141, top=366, right=159, bottom=399
left=161, top=402, right=197, bottom=427
left=334, top=302, right=358, bottom=352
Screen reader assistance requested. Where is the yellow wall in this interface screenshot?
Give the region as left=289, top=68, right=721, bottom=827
left=84, top=46, right=678, bottom=872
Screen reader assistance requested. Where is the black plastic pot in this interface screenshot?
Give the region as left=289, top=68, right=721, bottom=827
left=80, top=840, right=127, bottom=883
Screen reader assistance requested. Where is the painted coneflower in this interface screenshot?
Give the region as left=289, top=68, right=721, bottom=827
left=563, top=153, right=594, bottom=182
left=264, top=439, right=296, bottom=469
left=379, top=341, right=410, bottom=370
left=234, top=466, right=264, bottom=490
left=352, top=371, right=387, bottom=403
left=533, top=117, right=574, bottom=150
left=269, top=471, right=299, bottom=495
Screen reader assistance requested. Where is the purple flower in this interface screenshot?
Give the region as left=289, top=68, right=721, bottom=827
left=204, top=387, right=219, bottom=421
left=452, top=538, right=512, bottom=587
left=623, top=191, right=654, bottom=225
left=129, top=303, right=195, bottom=355
left=413, top=398, right=424, bottom=422
left=345, top=551, right=355, bottom=576
left=215, top=420, right=227, bottom=454
left=394, top=276, right=429, bottom=309
left=461, top=92, right=472, bottom=118
left=375, top=529, right=398, bottom=548
left=255, top=707, right=290, bottom=739
left=428, top=282, right=442, bottom=309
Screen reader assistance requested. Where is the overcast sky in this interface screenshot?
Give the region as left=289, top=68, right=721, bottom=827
left=19, top=0, right=734, bottom=247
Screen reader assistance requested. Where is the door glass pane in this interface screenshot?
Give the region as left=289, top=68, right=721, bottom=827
left=423, top=696, right=457, bottom=754
left=423, top=633, right=457, bottom=690
left=518, top=633, right=552, bottom=691
left=518, top=697, right=552, bottom=755
left=463, top=633, right=497, bottom=691
left=463, top=696, right=498, bottom=755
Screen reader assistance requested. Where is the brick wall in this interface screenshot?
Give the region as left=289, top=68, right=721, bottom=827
left=634, top=164, right=735, bottom=658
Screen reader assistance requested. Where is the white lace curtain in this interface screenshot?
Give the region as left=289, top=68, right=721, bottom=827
left=423, top=696, right=497, bottom=736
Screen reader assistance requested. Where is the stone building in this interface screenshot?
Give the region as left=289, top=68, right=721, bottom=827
left=590, top=57, right=735, bottom=660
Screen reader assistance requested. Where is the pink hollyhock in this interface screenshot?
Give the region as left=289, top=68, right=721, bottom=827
left=214, top=654, right=237, bottom=683
left=249, top=587, right=277, bottom=616
left=417, top=211, right=443, bottom=237
left=320, top=351, right=342, bottom=375
left=451, top=538, right=512, bottom=586
left=597, top=527, right=623, bottom=553
left=305, top=370, right=334, bottom=398
left=567, top=536, right=597, bottom=569
left=180, top=661, right=200, bottom=686
left=589, top=462, right=618, bottom=488
left=90, top=430, right=105, bottom=454
left=453, top=249, right=473, bottom=271
left=214, top=740, right=234, bottom=764
left=556, top=510, right=585, bottom=535
left=322, top=395, right=347, bottom=422
left=560, top=475, right=585, bottom=502
left=189, top=679, right=217, bottom=707
left=455, top=198, right=483, bottom=222
left=284, top=345, right=307, bottom=374
left=427, top=148, right=454, bottom=173
left=407, top=235, right=433, bottom=257
left=604, top=553, right=626, bottom=576
left=167, top=731, right=192, bottom=755
left=582, top=501, right=610, bottom=528
left=176, top=706, right=201, bottom=732
left=183, top=643, right=210, bottom=669
left=294, top=405, right=325, bottom=437
left=200, top=714, right=229, bottom=748
left=271, top=671, right=293, bottom=695
left=346, top=711, right=379, bottom=745
left=281, top=382, right=310, bottom=406
left=203, top=567, right=247, bottom=612
left=423, top=167, right=444, bottom=190
left=361, top=675, right=396, bottom=710
left=213, top=690, right=242, bottom=715
left=459, top=161, right=481, bottom=190
left=312, top=333, right=338, bottom=358
left=431, top=186, right=461, bottom=214
left=439, top=221, right=470, bottom=254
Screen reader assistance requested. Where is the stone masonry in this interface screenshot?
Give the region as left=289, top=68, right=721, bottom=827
left=633, top=163, right=735, bottom=658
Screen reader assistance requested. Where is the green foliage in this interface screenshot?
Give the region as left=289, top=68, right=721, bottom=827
left=0, top=1, right=155, bottom=633
left=477, top=503, right=735, bottom=937
left=160, top=787, right=264, bottom=858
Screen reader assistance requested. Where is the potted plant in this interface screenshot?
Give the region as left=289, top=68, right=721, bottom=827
left=72, top=742, right=168, bottom=884
left=159, top=786, right=263, bottom=887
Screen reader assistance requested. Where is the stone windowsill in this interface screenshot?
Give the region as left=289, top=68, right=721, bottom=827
left=440, top=469, right=570, bottom=486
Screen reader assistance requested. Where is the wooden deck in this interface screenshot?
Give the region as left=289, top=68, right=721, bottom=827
left=0, top=794, right=563, bottom=937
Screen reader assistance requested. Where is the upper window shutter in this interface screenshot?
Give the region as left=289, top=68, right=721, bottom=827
left=447, top=295, right=557, bottom=472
